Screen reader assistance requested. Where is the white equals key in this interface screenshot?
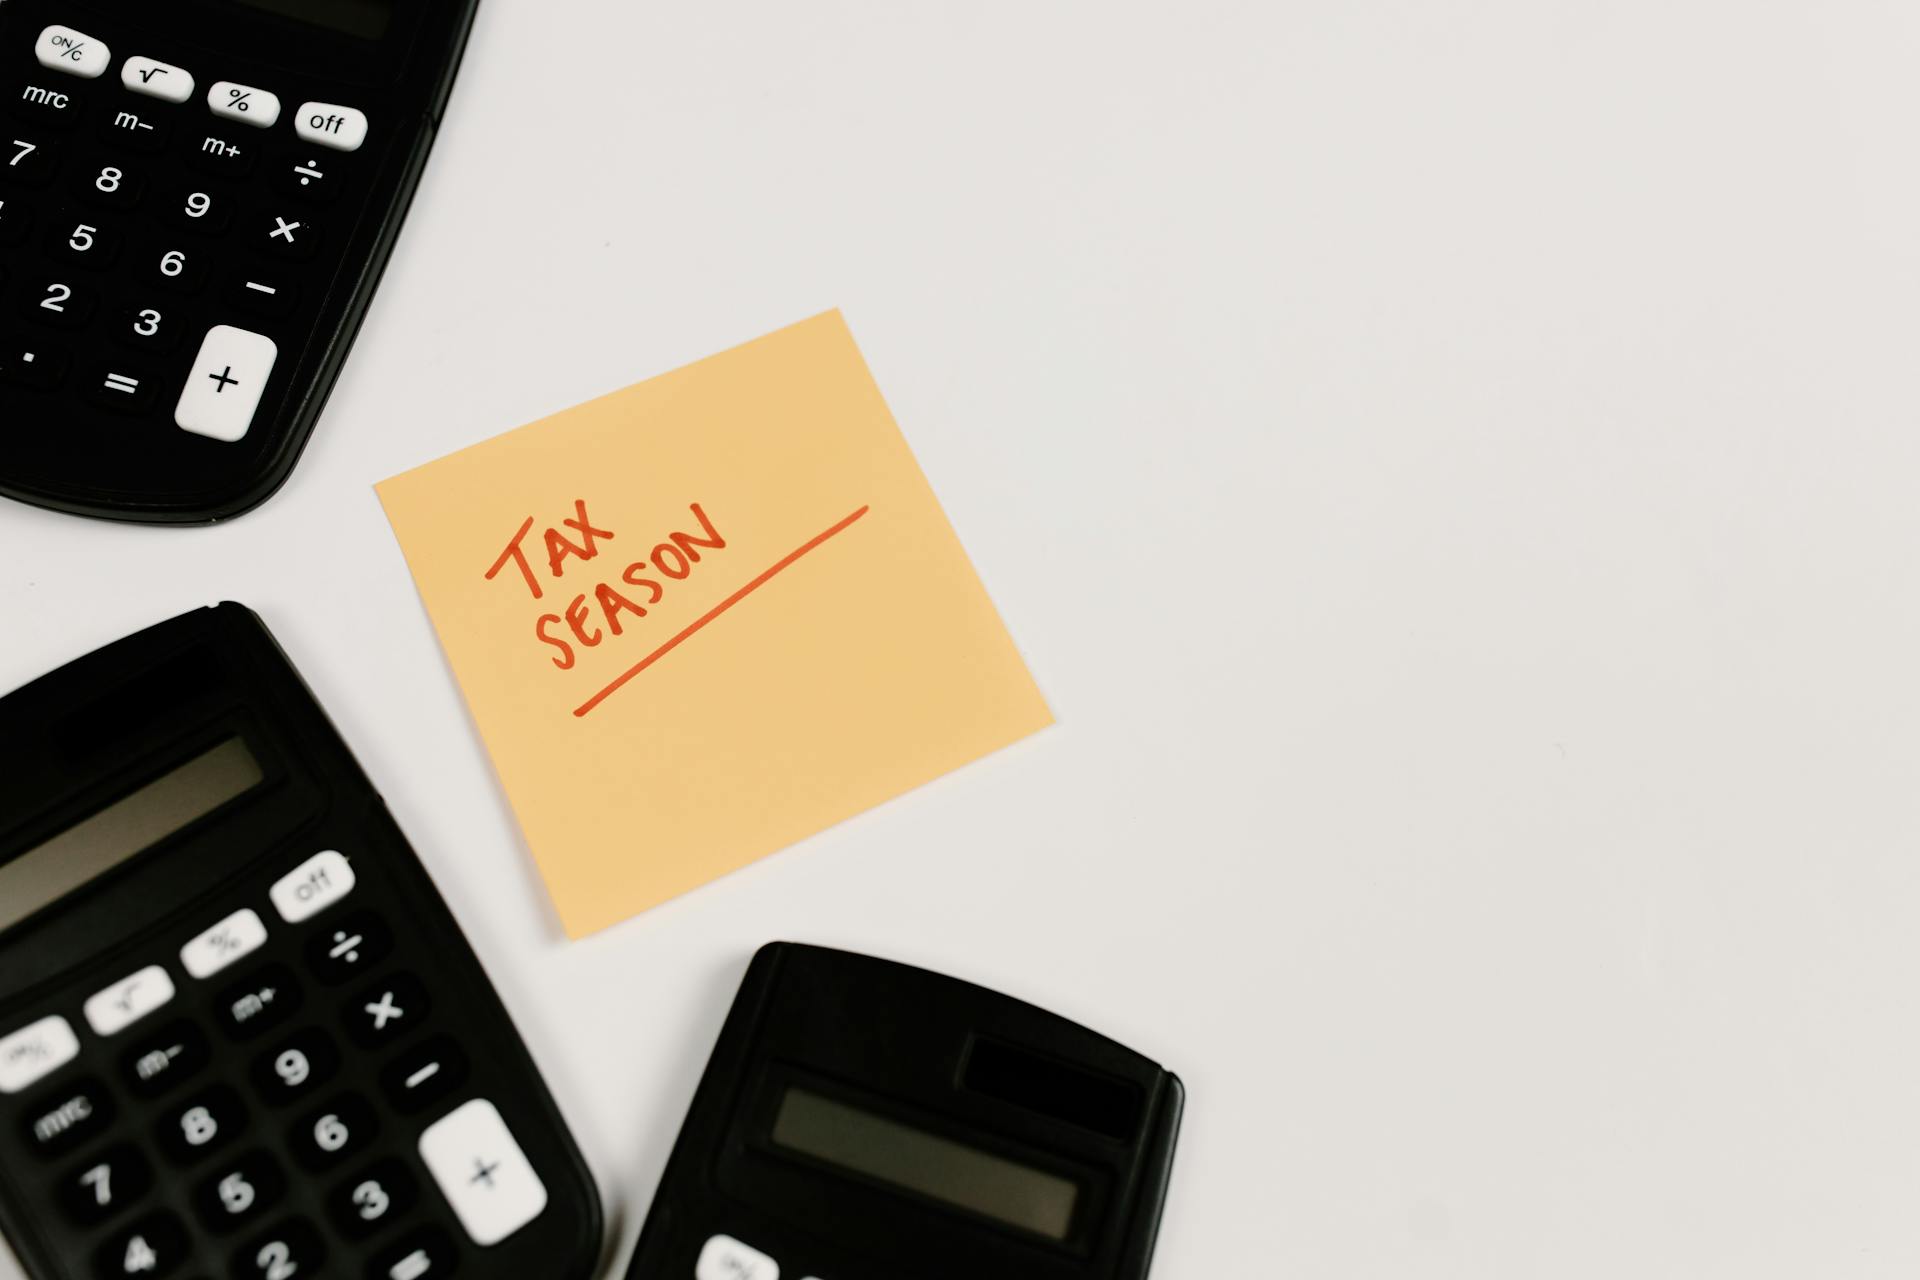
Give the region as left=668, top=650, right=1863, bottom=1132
left=103, top=372, right=139, bottom=394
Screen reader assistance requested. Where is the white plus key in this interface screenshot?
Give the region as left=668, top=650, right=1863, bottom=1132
left=419, top=1100, right=549, bottom=1246
left=176, top=326, right=277, bottom=442
left=35, top=26, right=109, bottom=79
left=697, top=1235, right=780, bottom=1280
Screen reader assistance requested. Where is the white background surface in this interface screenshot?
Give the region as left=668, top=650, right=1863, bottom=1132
left=6, top=1, right=1920, bottom=1275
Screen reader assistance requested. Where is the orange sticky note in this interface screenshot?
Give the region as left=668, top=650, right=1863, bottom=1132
left=376, top=312, right=1052, bottom=937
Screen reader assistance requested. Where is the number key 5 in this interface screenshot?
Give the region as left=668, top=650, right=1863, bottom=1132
left=191, top=1149, right=285, bottom=1232
left=48, top=216, right=122, bottom=267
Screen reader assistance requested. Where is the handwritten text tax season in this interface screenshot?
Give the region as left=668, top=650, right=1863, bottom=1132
left=484, top=500, right=726, bottom=670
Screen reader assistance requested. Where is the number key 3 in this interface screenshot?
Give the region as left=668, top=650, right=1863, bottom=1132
left=117, top=303, right=179, bottom=353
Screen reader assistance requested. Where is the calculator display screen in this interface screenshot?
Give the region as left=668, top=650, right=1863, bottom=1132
left=227, top=0, right=393, bottom=39
left=770, top=1086, right=1080, bottom=1241
left=0, top=737, right=263, bottom=932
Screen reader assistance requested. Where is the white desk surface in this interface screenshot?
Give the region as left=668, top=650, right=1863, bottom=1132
left=6, top=1, right=1920, bottom=1275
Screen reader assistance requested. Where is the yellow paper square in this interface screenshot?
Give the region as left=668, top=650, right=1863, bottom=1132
left=376, top=312, right=1052, bottom=937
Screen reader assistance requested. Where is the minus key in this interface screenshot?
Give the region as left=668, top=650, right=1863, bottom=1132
left=229, top=274, right=296, bottom=318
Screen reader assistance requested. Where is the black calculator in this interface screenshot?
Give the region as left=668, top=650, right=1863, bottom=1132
left=0, top=604, right=601, bottom=1280
left=0, top=0, right=479, bottom=523
left=627, top=943, right=1184, bottom=1280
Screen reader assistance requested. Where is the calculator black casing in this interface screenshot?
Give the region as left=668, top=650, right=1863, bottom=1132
left=0, top=0, right=478, bottom=523
left=627, top=943, right=1184, bottom=1280
left=0, top=603, right=601, bottom=1279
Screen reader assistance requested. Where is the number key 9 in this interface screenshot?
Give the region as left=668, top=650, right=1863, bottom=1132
left=161, top=182, right=232, bottom=234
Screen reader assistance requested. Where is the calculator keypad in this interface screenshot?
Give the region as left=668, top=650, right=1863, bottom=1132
left=2, top=21, right=377, bottom=453
left=0, top=844, right=561, bottom=1276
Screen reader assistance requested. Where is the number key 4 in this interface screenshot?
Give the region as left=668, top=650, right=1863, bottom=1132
left=94, top=1210, right=189, bottom=1280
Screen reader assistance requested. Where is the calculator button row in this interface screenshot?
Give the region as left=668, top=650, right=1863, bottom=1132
left=122, top=57, right=195, bottom=105
left=269, top=850, right=355, bottom=923
left=34, top=26, right=109, bottom=81
left=418, top=1099, right=549, bottom=1247
left=181, top=908, right=270, bottom=980
left=0, top=1013, right=80, bottom=1093
left=84, top=965, right=176, bottom=1037
left=208, top=81, right=279, bottom=130
left=698, top=1234, right=780, bottom=1280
